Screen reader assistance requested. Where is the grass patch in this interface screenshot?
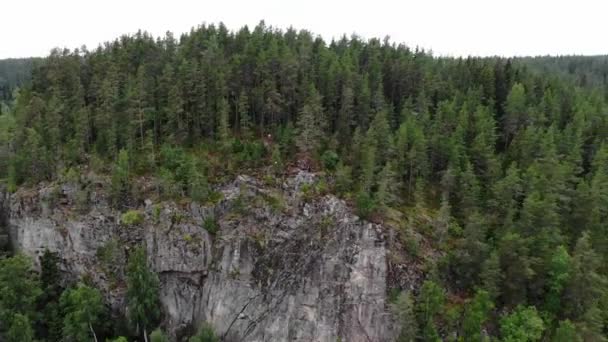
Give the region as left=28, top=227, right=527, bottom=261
left=203, top=216, right=219, bottom=235
left=263, top=193, right=286, bottom=213
left=121, top=210, right=144, bottom=225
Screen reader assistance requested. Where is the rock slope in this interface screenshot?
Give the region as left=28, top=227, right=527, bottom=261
left=3, top=171, right=399, bottom=341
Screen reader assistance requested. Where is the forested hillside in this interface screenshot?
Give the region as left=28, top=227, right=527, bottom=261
left=518, top=55, right=608, bottom=89
left=1, top=22, right=607, bottom=341
left=0, top=58, right=39, bottom=104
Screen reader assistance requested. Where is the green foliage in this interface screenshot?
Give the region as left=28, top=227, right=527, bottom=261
left=564, top=232, right=607, bottom=323
left=390, top=291, right=417, bottom=342
left=39, top=250, right=64, bottom=341
left=321, top=150, right=339, bottom=171
left=126, top=246, right=160, bottom=338
left=544, top=245, right=571, bottom=316
left=500, top=305, right=544, bottom=342
left=463, top=290, right=494, bottom=341
left=0, top=254, right=41, bottom=324
left=152, top=204, right=162, bottom=223
left=203, top=217, right=219, bottom=235
left=109, top=337, right=129, bottom=342
left=355, top=190, right=376, bottom=219
left=375, top=161, right=398, bottom=211
left=111, top=149, right=131, bottom=208
left=296, top=83, right=324, bottom=154
left=97, top=239, right=121, bottom=266
left=334, top=161, right=353, bottom=195
left=270, top=144, right=283, bottom=176
left=150, top=328, right=169, bottom=342
left=121, top=210, right=144, bottom=226
left=416, top=280, right=445, bottom=342
left=497, top=232, right=534, bottom=306
left=60, top=283, right=105, bottom=342
left=553, top=320, right=581, bottom=342
left=263, top=193, right=286, bottom=213
left=6, top=313, right=34, bottom=342
left=479, top=251, right=501, bottom=302
left=158, top=145, right=209, bottom=201
left=189, top=322, right=219, bottom=342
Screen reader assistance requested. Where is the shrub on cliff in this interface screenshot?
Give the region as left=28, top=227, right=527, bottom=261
left=121, top=210, right=144, bottom=226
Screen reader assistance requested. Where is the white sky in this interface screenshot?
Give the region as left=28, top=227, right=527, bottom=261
left=1, top=0, right=607, bottom=59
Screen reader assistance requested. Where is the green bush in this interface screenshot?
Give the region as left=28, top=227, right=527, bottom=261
left=321, top=150, right=339, bottom=171
left=121, top=210, right=144, bottom=225
left=152, top=204, right=162, bottom=223
left=356, top=191, right=376, bottom=219
left=300, top=183, right=313, bottom=201
left=64, top=167, right=80, bottom=183
left=334, top=162, right=353, bottom=195
left=96, top=239, right=120, bottom=266
left=203, top=217, right=219, bottom=235
left=189, top=322, right=219, bottom=342
left=206, top=191, right=224, bottom=205
left=150, top=328, right=169, bottom=342
left=264, top=193, right=286, bottom=213
left=231, top=139, right=245, bottom=154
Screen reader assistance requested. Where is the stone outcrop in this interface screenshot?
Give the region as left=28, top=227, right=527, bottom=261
left=4, top=171, right=400, bottom=341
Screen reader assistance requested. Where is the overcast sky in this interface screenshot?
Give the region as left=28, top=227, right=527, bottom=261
left=2, top=0, right=607, bottom=59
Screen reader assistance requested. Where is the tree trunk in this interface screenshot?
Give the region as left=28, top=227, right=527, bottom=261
left=144, top=326, right=149, bottom=342
left=139, top=107, right=145, bottom=149
left=89, top=322, right=98, bottom=342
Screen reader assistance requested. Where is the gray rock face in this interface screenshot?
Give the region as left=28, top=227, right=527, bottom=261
left=4, top=172, right=398, bottom=341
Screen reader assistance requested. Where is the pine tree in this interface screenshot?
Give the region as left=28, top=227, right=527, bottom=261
left=503, top=83, right=527, bottom=147
left=490, top=163, right=522, bottom=230
left=497, top=232, right=533, bottom=306
left=480, top=251, right=501, bottom=300
left=166, top=79, right=185, bottom=144
left=39, top=250, right=64, bottom=341
left=553, top=320, right=581, bottom=342
left=217, top=97, right=231, bottom=150
left=391, top=291, right=417, bottom=342
left=358, top=134, right=377, bottom=192
left=238, top=92, right=252, bottom=140
left=111, top=149, right=131, bottom=208
left=458, top=161, right=481, bottom=217
left=337, top=84, right=355, bottom=148
left=564, top=232, right=607, bottom=321
left=499, top=306, right=544, bottom=342
left=469, top=105, right=499, bottom=182
left=128, top=66, right=150, bottom=150
left=416, top=280, right=445, bottom=342
left=375, top=161, right=398, bottom=212
left=296, top=83, right=324, bottom=154
left=544, top=245, right=571, bottom=317
left=367, top=109, right=391, bottom=167
left=463, top=290, right=494, bottom=342
left=95, top=65, right=119, bottom=156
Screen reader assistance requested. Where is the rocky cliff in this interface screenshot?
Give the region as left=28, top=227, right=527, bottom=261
left=3, top=171, right=405, bottom=341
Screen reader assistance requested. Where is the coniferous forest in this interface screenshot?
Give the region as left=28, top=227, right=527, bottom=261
left=0, top=22, right=607, bottom=341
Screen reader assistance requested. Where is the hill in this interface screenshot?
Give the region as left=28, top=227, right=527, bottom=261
left=0, top=22, right=607, bottom=341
